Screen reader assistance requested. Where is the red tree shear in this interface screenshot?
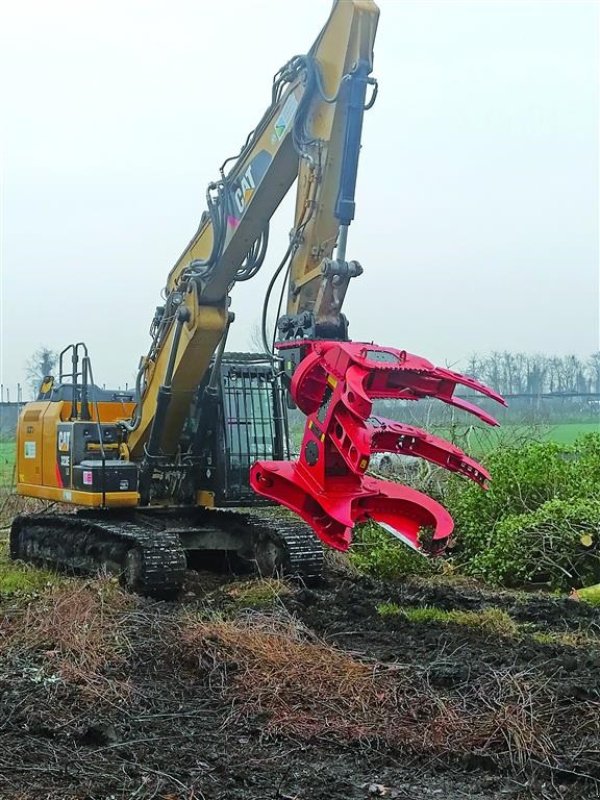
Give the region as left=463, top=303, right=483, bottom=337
left=251, top=341, right=505, bottom=554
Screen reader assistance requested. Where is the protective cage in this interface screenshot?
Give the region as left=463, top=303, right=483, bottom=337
left=198, top=354, right=291, bottom=506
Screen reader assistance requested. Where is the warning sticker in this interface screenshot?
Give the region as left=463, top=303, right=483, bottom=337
left=274, top=92, right=299, bottom=140
left=24, top=441, right=36, bottom=459
left=83, top=470, right=93, bottom=486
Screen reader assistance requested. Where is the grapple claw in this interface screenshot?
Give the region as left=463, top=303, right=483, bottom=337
left=366, top=416, right=491, bottom=487
left=250, top=341, right=504, bottom=555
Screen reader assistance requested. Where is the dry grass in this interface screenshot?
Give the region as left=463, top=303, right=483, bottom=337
left=323, top=547, right=363, bottom=577
left=0, top=575, right=597, bottom=785
left=177, top=611, right=561, bottom=768
left=0, top=491, right=53, bottom=530
left=225, top=577, right=292, bottom=608
left=1, top=578, right=135, bottom=699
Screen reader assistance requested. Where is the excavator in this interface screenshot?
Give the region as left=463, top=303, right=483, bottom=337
left=11, top=0, right=504, bottom=598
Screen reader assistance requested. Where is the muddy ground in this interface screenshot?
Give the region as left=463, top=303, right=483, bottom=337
left=1, top=566, right=599, bottom=800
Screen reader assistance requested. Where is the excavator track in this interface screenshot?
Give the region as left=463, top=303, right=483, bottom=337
left=10, top=507, right=324, bottom=598
left=10, top=514, right=187, bottom=600
left=208, top=509, right=324, bottom=584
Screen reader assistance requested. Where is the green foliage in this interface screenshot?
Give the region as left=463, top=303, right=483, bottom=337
left=377, top=603, right=518, bottom=636
left=448, top=433, right=600, bottom=590
left=465, top=498, right=600, bottom=589
left=349, top=522, right=437, bottom=580
left=568, top=432, right=600, bottom=498
left=349, top=435, right=600, bottom=588
left=576, top=582, right=600, bottom=607
left=376, top=602, right=402, bottom=617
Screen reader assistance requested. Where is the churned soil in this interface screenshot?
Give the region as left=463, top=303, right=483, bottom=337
left=0, top=565, right=599, bottom=800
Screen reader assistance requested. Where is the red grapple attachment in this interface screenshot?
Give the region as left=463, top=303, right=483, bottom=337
left=250, top=341, right=506, bottom=554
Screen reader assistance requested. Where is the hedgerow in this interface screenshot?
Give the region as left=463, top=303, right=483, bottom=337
left=448, top=433, right=600, bottom=589
left=351, top=434, right=600, bottom=590
left=464, top=498, right=600, bottom=590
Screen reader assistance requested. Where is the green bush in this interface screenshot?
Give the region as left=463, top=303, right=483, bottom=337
left=566, top=432, right=600, bottom=498
left=349, top=434, right=600, bottom=589
left=465, top=498, right=600, bottom=590
left=349, top=521, right=438, bottom=580
left=448, top=441, right=568, bottom=554
left=447, top=433, right=600, bottom=589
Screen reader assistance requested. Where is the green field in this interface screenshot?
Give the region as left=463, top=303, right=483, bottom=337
left=541, top=422, right=599, bottom=445
left=0, top=440, right=16, bottom=487
left=436, top=421, right=599, bottom=455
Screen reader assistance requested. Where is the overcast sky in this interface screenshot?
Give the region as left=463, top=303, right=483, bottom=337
left=1, top=0, right=598, bottom=395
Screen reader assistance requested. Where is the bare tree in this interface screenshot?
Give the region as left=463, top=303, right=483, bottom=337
left=526, top=354, right=548, bottom=395
left=588, top=352, right=600, bottom=394
left=482, top=351, right=503, bottom=393
left=247, top=318, right=275, bottom=354
left=465, top=351, right=597, bottom=396
left=25, top=346, right=57, bottom=399
left=465, top=353, right=483, bottom=380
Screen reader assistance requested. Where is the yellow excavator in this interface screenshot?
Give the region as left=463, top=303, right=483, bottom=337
left=11, top=0, right=503, bottom=597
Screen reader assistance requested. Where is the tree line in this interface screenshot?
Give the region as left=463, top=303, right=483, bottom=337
left=19, top=347, right=600, bottom=401
left=464, top=352, right=600, bottom=396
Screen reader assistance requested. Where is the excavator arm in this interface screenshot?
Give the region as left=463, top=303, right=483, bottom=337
left=126, top=0, right=379, bottom=463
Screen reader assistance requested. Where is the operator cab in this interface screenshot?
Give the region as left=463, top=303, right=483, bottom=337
left=191, top=353, right=290, bottom=506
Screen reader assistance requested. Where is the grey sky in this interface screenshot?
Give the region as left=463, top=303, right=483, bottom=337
left=1, top=0, right=598, bottom=394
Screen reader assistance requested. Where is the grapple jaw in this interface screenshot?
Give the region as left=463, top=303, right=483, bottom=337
left=250, top=341, right=505, bottom=554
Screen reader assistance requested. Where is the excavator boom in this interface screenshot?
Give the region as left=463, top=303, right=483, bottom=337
left=127, top=0, right=380, bottom=462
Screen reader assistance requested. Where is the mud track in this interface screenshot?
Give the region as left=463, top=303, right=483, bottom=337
left=1, top=568, right=599, bottom=800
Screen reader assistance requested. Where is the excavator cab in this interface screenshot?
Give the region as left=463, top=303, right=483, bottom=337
left=191, top=353, right=290, bottom=507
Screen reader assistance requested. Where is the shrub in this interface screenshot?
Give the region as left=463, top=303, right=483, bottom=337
left=447, top=434, right=600, bottom=585
left=349, top=521, right=438, bottom=580
left=447, top=440, right=572, bottom=559
left=466, top=498, right=600, bottom=590
left=351, top=434, right=600, bottom=590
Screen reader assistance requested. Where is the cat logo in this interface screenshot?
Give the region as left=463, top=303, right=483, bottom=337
left=228, top=151, right=272, bottom=226
left=233, top=165, right=256, bottom=215
left=58, top=430, right=71, bottom=453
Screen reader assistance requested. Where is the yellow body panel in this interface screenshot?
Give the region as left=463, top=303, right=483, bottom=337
left=16, top=483, right=139, bottom=508
left=16, top=398, right=138, bottom=506
left=16, top=402, right=48, bottom=486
